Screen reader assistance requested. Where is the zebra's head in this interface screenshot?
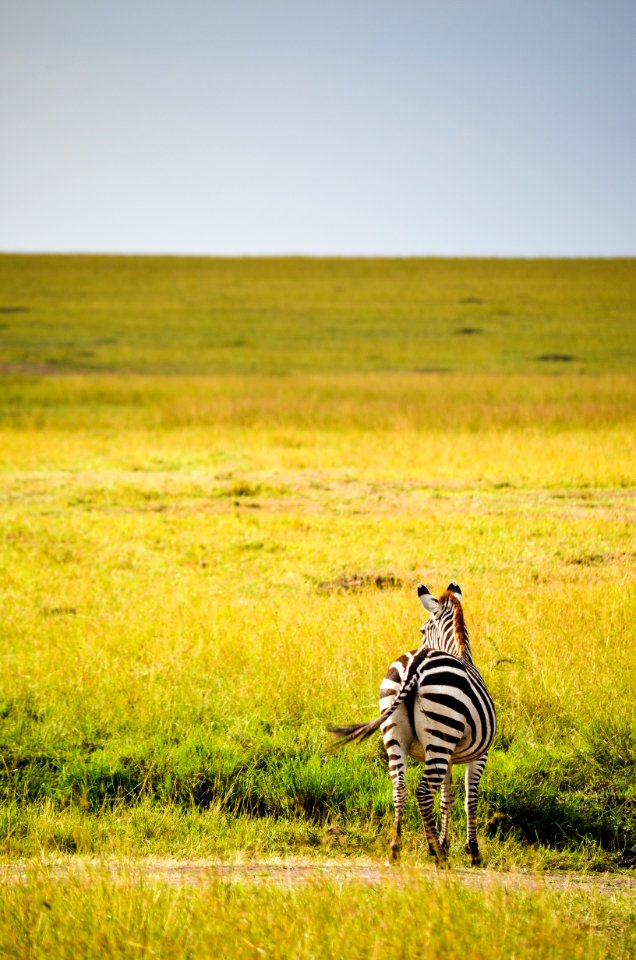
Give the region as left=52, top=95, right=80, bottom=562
left=417, top=582, right=469, bottom=659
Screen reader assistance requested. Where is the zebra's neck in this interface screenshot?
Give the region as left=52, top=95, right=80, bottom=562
left=420, top=615, right=473, bottom=662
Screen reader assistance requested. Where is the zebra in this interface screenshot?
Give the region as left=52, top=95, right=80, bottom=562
left=330, top=582, right=496, bottom=866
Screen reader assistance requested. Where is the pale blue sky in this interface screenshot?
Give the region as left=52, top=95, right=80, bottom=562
left=1, top=0, right=634, bottom=255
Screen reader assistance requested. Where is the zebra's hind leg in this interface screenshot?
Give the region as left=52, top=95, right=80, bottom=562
left=438, top=764, right=453, bottom=854
left=464, top=754, right=488, bottom=866
left=385, top=739, right=409, bottom=860
left=415, top=758, right=451, bottom=867
left=389, top=770, right=407, bottom=860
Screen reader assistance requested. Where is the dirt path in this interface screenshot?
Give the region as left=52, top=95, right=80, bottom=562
left=2, top=858, right=634, bottom=895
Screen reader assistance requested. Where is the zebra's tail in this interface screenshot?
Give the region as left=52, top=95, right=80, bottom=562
left=329, top=647, right=431, bottom=748
left=328, top=712, right=387, bottom=747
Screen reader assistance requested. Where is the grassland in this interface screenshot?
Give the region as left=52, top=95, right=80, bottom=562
left=1, top=865, right=634, bottom=960
left=0, top=254, right=635, bottom=954
left=1, top=254, right=634, bottom=375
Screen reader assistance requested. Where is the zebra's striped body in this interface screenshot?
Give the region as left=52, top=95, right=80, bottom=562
left=330, top=583, right=496, bottom=866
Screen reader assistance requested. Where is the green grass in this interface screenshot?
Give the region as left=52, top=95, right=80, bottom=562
left=1, top=866, right=634, bottom=960
left=1, top=254, right=635, bottom=374
left=0, top=255, right=635, bottom=880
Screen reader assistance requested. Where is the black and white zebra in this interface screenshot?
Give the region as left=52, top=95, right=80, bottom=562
left=330, top=582, right=496, bottom=866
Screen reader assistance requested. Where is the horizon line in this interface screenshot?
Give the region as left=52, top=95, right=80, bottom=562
left=1, top=249, right=635, bottom=261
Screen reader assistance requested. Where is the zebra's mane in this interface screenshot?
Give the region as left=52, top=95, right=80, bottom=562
left=444, top=591, right=469, bottom=658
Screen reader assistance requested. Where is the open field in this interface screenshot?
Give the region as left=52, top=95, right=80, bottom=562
left=1, top=859, right=636, bottom=960
left=2, top=860, right=634, bottom=960
left=0, top=255, right=635, bottom=953
left=1, top=254, right=635, bottom=375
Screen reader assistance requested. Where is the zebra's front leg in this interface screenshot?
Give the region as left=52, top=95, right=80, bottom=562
left=438, top=763, right=453, bottom=854
left=464, top=754, right=488, bottom=866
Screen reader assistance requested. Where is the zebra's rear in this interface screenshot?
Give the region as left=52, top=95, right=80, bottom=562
left=380, top=649, right=495, bottom=764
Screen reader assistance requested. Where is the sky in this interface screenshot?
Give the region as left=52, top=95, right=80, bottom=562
left=1, top=0, right=635, bottom=256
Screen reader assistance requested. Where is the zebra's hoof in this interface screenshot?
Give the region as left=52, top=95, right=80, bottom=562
left=389, top=839, right=401, bottom=861
left=466, top=842, right=482, bottom=866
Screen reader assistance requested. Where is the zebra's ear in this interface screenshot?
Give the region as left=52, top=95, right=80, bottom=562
left=418, top=583, right=440, bottom=615
left=447, top=582, right=463, bottom=602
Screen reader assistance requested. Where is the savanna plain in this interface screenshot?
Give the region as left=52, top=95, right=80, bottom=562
left=0, top=255, right=634, bottom=958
